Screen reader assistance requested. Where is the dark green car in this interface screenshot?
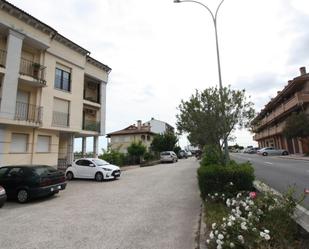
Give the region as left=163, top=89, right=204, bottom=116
left=0, top=165, right=66, bottom=203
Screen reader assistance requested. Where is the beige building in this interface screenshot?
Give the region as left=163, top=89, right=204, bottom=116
left=106, top=120, right=155, bottom=153
left=252, top=67, right=309, bottom=154
left=0, top=1, right=111, bottom=169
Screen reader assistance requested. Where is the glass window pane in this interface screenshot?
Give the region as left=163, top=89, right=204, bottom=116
left=11, top=133, right=28, bottom=153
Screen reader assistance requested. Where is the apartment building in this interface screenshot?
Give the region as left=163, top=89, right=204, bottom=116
left=106, top=120, right=155, bottom=153
left=144, top=118, right=175, bottom=134
left=0, top=1, right=111, bottom=168
left=252, top=67, right=309, bottom=154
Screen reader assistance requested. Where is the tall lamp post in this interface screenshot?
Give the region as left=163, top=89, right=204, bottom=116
left=174, top=0, right=229, bottom=162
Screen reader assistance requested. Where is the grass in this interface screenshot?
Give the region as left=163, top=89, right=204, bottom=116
left=203, top=200, right=229, bottom=227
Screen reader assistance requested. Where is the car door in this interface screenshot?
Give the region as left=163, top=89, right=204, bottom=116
left=74, top=160, right=88, bottom=178
left=267, top=147, right=275, bottom=155
left=83, top=160, right=97, bottom=178
left=1, top=167, right=24, bottom=197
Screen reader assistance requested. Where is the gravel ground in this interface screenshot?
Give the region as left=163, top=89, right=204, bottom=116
left=0, top=158, right=201, bottom=249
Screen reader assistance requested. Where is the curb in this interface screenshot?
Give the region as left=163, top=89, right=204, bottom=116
left=195, top=202, right=207, bottom=249
left=254, top=180, right=309, bottom=233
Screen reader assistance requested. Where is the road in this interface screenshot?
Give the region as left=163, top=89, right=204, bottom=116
left=0, top=158, right=200, bottom=249
left=231, top=153, right=309, bottom=209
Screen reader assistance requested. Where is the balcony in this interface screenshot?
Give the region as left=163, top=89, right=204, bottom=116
left=19, top=58, right=46, bottom=85
left=83, top=120, right=100, bottom=132
left=52, top=111, right=70, bottom=127
left=84, top=79, right=100, bottom=104
left=254, top=122, right=286, bottom=140
left=14, top=101, right=42, bottom=123
left=253, top=92, right=309, bottom=131
left=0, top=49, right=6, bottom=67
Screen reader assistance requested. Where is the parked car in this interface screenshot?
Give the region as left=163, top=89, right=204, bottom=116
left=0, top=185, right=7, bottom=207
left=257, top=147, right=289, bottom=156
left=178, top=150, right=188, bottom=159
left=0, top=165, right=66, bottom=203
left=247, top=147, right=260, bottom=154
left=160, top=151, right=178, bottom=163
left=65, top=158, right=121, bottom=181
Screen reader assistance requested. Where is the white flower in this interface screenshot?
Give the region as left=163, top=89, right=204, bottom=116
left=227, top=221, right=232, bottom=227
left=241, top=222, right=247, bottom=230
left=209, top=231, right=214, bottom=239
left=222, top=217, right=226, bottom=221
left=215, top=193, right=218, bottom=196
left=260, top=232, right=265, bottom=237
left=206, top=239, right=210, bottom=244
left=264, top=229, right=270, bottom=234
left=218, top=234, right=224, bottom=240
left=230, top=242, right=235, bottom=248
left=229, top=182, right=234, bottom=186
left=245, top=206, right=250, bottom=211
left=252, top=227, right=257, bottom=232
left=248, top=212, right=252, bottom=218
left=237, top=193, right=242, bottom=198
left=238, top=235, right=244, bottom=244
left=217, top=245, right=222, bottom=249
left=215, top=230, right=219, bottom=235
left=212, top=223, right=216, bottom=229
left=264, top=234, right=271, bottom=240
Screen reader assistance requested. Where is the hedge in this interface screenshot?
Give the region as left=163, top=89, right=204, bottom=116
left=197, top=161, right=255, bottom=200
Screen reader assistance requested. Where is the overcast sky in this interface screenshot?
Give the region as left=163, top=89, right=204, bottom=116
left=10, top=0, right=309, bottom=151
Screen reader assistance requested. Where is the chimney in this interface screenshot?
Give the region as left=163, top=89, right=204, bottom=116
left=137, top=120, right=142, bottom=130
left=300, top=66, right=306, bottom=76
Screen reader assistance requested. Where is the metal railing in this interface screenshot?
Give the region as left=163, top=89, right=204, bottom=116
left=83, top=120, right=100, bottom=132
left=0, top=49, right=6, bottom=67
left=52, top=111, right=70, bottom=127
left=14, top=101, right=43, bottom=123
left=19, top=58, right=46, bottom=85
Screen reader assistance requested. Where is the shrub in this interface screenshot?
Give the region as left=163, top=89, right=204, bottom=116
left=99, top=149, right=126, bottom=166
left=197, top=162, right=255, bottom=200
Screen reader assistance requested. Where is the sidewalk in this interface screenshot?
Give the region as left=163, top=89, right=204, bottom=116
left=278, top=154, right=309, bottom=161
left=120, top=165, right=140, bottom=171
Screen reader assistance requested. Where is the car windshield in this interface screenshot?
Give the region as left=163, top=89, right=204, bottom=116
left=93, top=159, right=109, bottom=166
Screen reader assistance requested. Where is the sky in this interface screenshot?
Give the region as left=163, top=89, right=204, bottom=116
left=9, top=0, right=309, bottom=152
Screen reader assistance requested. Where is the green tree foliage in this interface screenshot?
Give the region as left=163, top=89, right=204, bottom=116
left=176, top=86, right=255, bottom=160
left=99, top=149, right=126, bottom=166
left=283, top=112, right=309, bottom=139
left=127, top=141, right=147, bottom=163
left=150, top=132, right=178, bottom=152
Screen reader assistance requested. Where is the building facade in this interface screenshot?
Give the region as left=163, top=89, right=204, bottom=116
left=144, top=118, right=175, bottom=134
left=106, top=120, right=155, bottom=153
left=252, top=67, right=309, bottom=154
left=0, top=1, right=111, bottom=168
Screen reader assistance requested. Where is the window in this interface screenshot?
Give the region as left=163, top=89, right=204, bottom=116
left=7, top=168, right=23, bottom=177
left=147, top=135, right=150, bottom=141
left=0, top=168, right=8, bottom=178
left=55, top=68, right=71, bottom=91
left=75, top=160, right=92, bottom=166
left=141, top=135, right=145, bottom=140
left=11, top=133, right=28, bottom=153
left=37, top=135, right=51, bottom=153
left=52, top=98, right=70, bottom=127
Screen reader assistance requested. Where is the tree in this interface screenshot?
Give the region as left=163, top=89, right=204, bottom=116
left=150, top=132, right=178, bottom=152
left=283, top=112, right=309, bottom=149
left=176, top=86, right=254, bottom=163
left=127, top=141, right=147, bottom=164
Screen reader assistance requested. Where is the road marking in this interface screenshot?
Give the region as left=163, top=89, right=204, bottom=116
left=264, top=162, right=273, bottom=165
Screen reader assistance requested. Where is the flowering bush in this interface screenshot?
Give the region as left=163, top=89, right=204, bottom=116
left=205, top=188, right=303, bottom=249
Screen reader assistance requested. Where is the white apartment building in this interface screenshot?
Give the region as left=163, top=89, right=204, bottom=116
left=0, top=0, right=111, bottom=169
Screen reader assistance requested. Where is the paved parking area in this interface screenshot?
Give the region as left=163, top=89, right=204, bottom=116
left=0, top=158, right=200, bottom=249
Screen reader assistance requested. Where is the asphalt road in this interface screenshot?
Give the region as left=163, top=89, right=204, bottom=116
left=231, top=153, right=309, bottom=209
left=0, top=158, right=200, bottom=249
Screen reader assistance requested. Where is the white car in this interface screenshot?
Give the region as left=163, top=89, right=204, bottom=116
left=65, top=158, right=121, bottom=182
left=257, top=147, right=289, bottom=156
left=160, top=151, right=178, bottom=163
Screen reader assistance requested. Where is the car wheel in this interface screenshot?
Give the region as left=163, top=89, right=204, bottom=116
left=66, top=171, right=74, bottom=180
left=262, top=152, right=268, bottom=156
left=282, top=151, right=288, bottom=155
left=17, top=189, right=29, bottom=203
left=95, top=172, right=103, bottom=182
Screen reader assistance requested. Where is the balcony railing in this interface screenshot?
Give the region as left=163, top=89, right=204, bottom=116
left=19, top=58, right=46, bottom=85
left=83, top=120, right=100, bottom=132
left=0, top=49, right=6, bottom=67
left=52, top=111, right=70, bottom=127
left=14, top=101, right=42, bottom=123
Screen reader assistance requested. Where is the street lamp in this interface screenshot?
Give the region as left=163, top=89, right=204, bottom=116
left=174, top=0, right=229, bottom=162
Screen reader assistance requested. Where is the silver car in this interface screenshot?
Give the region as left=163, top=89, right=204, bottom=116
left=257, top=147, right=289, bottom=156
left=160, top=151, right=178, bottom=163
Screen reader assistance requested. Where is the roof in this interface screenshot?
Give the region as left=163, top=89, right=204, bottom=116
left=0, top=0, right=111, bottom=72
left=106, top=125, right=156, bottom=137
left=145, top=118, right=175, bottom=130
left=253, top=73, right=309, bottom=123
